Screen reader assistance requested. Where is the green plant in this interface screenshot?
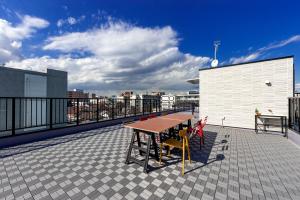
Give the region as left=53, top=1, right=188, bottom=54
left=255, top=108, right=259, bottom=113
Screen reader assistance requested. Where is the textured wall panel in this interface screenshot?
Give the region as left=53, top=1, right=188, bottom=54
left=199, top=57, right=293, bottom=129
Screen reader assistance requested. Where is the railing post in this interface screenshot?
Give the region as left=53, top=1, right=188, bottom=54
left=134, top=99, right=137, bottom=116
left=281, top=116, right=284, bottom=134
left=76, top=98, right=79, bottom=125
left=285, top=116, right=288, bottom=137
left=255, top=115, right=257, bottom=133
left=96, top=98, right=99, bottom=122
left=124, top=99, right=127, bottom=117
left=150, top=99, right=152, bottom=113
left=159, top=100, right=161, bottom=112
left=11, top=97, right=16, bottom=135
left=112, top=99, right=115, bottom=119
left=50, top=98, right=53, bottom=129
left=298, top=99, right=300, bottom=132
left=288, top=98, right=291, bottom=128
left=142, top=99, right=144, bottom=115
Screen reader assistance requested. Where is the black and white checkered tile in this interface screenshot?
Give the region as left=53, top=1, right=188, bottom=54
left=1, top=116, right=300, bottom=200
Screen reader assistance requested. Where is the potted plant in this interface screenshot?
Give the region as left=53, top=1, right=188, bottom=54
left=255, top=108, right=261, bottom=116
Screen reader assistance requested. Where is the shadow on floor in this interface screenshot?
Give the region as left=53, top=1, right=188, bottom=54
left=143, top=130, right=225, bottom=173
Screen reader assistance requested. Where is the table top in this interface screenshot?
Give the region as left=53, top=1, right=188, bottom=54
left=160, top=113, right=193, bottom=122
left=124, top=113, right=193, bottom=134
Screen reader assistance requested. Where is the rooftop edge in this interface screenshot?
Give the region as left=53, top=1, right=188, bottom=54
left=199, top=55, right=294, bottom=71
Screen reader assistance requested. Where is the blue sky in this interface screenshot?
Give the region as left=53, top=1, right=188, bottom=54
left=0, top=0, right=300, bottom=95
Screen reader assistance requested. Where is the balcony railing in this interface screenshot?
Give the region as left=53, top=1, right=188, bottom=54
left=288, top=97, right=300, bottom=133
left=0, top=97, right=193, bottom=138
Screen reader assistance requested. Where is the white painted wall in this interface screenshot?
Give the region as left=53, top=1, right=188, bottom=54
left=199, top=57, right=294, bottom=129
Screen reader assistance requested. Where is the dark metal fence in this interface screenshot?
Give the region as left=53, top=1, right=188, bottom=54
left=288, top=97, right=300, bottom=132
left=0, top=97, right=193, bottom=137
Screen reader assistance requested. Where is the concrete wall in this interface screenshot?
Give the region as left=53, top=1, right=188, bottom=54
left=0, top=67, right=26, bottom=97
left=0, top=67, right=67, bottom=98
left=199, top=56, right=294, bottom=129
left=47, top=69, right=68, bottom=98
left=0, top=67, right=68, bottom=133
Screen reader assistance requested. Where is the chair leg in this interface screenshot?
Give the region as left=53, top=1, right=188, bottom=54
left=182, top=140, right=185, bottom=176
left=159, top=143, right=163, bottom=164
left=199, top=137, right=202, bottom=150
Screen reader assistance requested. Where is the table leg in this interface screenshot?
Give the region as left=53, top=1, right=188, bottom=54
left=179, top=123, right=183, bottom=130
left=136, top=131, right=143, bottom=156
left=125, top=131, right=136, bottom=164
left=143, top=134, right=152, bottom=173
left=188, top=119, right=191, bottom=128
left=151, top=133, right=159, bottom=161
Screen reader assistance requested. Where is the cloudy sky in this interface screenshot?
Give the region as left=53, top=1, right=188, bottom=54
left=0, top=0, right=300, bottom=95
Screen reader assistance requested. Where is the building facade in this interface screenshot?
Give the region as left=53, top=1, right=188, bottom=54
left=0, top=67, right=67, bottom=133
left=199, top=56, right=294, bottom=129
left=68, top=89, right=89, bottom=98
left=0, top=67, right=67, bottom=98
left=175, top=91, right=199, bottom=106
left=161, top=94, right=175, bottom=110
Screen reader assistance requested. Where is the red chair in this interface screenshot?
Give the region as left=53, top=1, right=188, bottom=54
left=197, top=117, right=207, bottom=150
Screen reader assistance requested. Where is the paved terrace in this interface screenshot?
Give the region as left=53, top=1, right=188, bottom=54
left=1, top=116, right=300, bottom=200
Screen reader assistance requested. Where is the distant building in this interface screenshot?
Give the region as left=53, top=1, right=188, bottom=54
left=0, top=67, right=67, bottom=132
left=116, top=91, right=142, bottom=114
left=68, top=89, right=89, bottom=98
left=175, top=91, right=199, bottom=106
left=140, top=93, right=161, bottom=113
left=151, top=91, right=165, bottom=96
left=121, top=91, right=134, bottom=97
left=161, top=94, right=175, bottom=110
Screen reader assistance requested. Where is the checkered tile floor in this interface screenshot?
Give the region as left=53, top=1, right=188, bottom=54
left=1, top=117, right=300, bottom=200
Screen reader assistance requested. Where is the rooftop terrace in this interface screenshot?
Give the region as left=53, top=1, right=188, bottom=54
left=1, top=114, right=300, bottom=200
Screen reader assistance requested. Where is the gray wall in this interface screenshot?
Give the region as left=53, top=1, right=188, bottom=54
left=47, top=69, right=68, bottom=98
left=0, top=67, right=26, bottom=97
left=0, top=67, right=67, bottom=98
left=0, top=67, right=68, bottom=133
left=199, top=57, right=294, bottom=129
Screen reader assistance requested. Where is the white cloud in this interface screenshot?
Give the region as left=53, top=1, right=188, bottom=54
left=67, top=17, right=77, bottom=25
left=229, top=52, right=260, bottom=64
left=11, top=41, right=22, bottom=48
left=230, top=35, right=300, bottom=64
left=0, top=15, right=49, bottom=40
left=56, top=19, right=64, bottom=27
left=7, top=20, right=210, bottom=94
left=56, top=15, right=86, bottom=27
left=0, top=15, right=49, bottom=63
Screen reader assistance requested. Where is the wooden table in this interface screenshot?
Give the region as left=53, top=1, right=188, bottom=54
left=124, top=113, right=193, bottom=173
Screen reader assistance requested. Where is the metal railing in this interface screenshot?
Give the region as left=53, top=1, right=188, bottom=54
left=288, top=97, right=300, bottom=133
left=0, top=97, right=193, bottom=137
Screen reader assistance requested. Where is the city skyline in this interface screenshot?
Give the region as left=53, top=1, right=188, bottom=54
left=0, top=0, right=300, bottom=95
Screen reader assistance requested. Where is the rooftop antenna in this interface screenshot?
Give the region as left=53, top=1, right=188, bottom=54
left=211, top=41, right=221, bottom=67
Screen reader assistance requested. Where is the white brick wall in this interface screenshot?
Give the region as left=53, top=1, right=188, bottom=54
left=199, top=57, right=294, bottom=129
